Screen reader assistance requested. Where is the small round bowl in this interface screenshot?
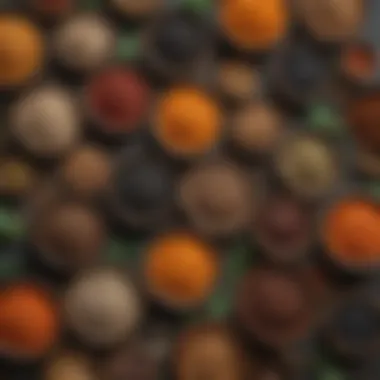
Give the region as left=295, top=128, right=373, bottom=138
left=58, top=144, right=112, bottom=200
left=63, top=267, right=143, bottom=350
left=0, top=15, right=45, bottom=90
left=292, top=0, right=363, bottom=44
left=106, top=145, right=176, bottom=231
left=268, top=38, right=329, bottom=108
left=173, top=322, right=248, bottom=380
left=141, top=10, right=215, bottom=83
left=0, top=281, right=59, bottom=362
left=52, top=13, right=116, bottom=76
left=84, top=65, right=152, bottom=143
left=228, top=101, right=284, bottom=159
left=99, top=340, right=159, bottom=380
left=9, top=85, right=82, bottom=159
left=43, top=350, right=97, bottom=380
left=151, top=85, right=223, bottom=161
left=319, top=195, right=380, bottom=276
left=29, top=200, right=107, bottom=275
left=322, top=292, right=380, bottom=362
left=252, top=191, right=315, bottom=266
left=272, top=132, right=340, bottom=201
left=215, top=60, right=262, bottom=107
left=142, top=231, right=221, bottom=312
left=217, top=0, right=289, bottom=53
left=234, top=267, right=314, bottom=350
left=177, top=159, right=256, bottom=238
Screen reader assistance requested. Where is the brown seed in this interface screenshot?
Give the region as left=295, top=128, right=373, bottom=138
left=44, top=352, right=95, bottom=380
left=293, top=0, right=363, bottom=43
left=100, top=342, right=159, bottom=380
left=61, top=146, right=111, bottom=198
left=179, top=161, right=254, bottom=236
left=217, top=61, right=261, bottom=104
left=235, top=268, right=312, bottom=348
left=10, top=86, right=80, bottom=158
left=347, top=92, right=380, bottom=151
left=274, top=135, right=338, bottom=199
left=356, top=148, right=380, bottom=177
left=175, top=323, right=246, bottom=380
left=254, top=194, right=313, bottom=265
left=54, top=14, right=115, bottom=73
left=63, top=268, right=142, bottom=348
left=247, top=359, right=289, bottom=380
left=31, top=0, right=74, bottom=19
left=0, top=158, right=36, bottom=198
left=324, top=295, right=380, bottom=361
left=230, top=102, right=283, bottom=155
left=340, top=43, right=377, bottom=83
left=30, top=201, right=106, bottom=273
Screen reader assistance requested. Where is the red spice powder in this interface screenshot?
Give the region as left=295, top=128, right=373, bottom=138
left=87, top=67, right=150, bottom=133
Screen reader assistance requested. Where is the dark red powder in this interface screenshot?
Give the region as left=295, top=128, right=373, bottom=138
left=87, top=67, right=150, bottom=133
left=33, top=0, right=73, bottom=15
left=347, top=92, right=380, bottom=151
left=259, top=196, right=308, bottom=242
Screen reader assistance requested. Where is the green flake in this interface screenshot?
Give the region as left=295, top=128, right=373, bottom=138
left=318, top=365, right=346, bottom=380
left=117, top=33, right=141, bottom=62
left=364, top=181, right=380, bottom=201
left=205, top=241, right=255, bottom=320
left=8, top=214, right=25, bottom=238
left=0, top=212, right=8, bottom=227
left=106, top=237, right=143, bottom=265
left=307, top=104, right=345, bottom=138
left=106, top=239, right=130, bottom=264
left=315, top=355, right=347, bottom=380
left=181, top=0, right=213, bottom=14
left=0, top=208, right=25, bottom=242
left=80, top=0, right=102, bottom=10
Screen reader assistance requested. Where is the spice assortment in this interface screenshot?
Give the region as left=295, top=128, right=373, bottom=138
left=0, top=0, right=378, bottom=379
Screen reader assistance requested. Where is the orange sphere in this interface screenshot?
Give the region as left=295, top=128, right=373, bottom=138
left=145, top=232, right=218, bottom=307
left=324, top=199, right=380, bottom=267
left=154, top=87, right=222, bottom=157
left=219, top=0, right=288, bottom=50
left=0, top=284, right=58, bottom=358
left=0, top=16, right=44, bottom=87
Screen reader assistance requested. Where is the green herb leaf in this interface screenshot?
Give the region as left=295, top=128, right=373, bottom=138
left=80, top=0, right=102, bottom=10
left=117, top=33, right=141, bottom=62
left=106, top=237, right=143, bottom=265
left=205, top=241, right=254, bottom=319
left=307, top=104, right=345, bottom=138
left=182, top=0, right=213, bottom=14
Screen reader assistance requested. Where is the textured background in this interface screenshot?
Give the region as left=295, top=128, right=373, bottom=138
left=0, top=0, right=379, bottom=379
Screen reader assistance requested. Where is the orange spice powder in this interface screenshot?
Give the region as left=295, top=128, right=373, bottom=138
left=0, top=284, right=59, bottom=358
left=0, top=16, right=44, bottom=87
left=155, top=87, right=222, bottom=157
left=218, top=0, right=288, bottom=51
left=145, top=232, right=218, bottom=305
left=324, top=199, right=380, bottom=265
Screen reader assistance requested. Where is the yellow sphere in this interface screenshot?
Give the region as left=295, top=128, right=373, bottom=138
left=0, top=16, right=44, bottom=87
